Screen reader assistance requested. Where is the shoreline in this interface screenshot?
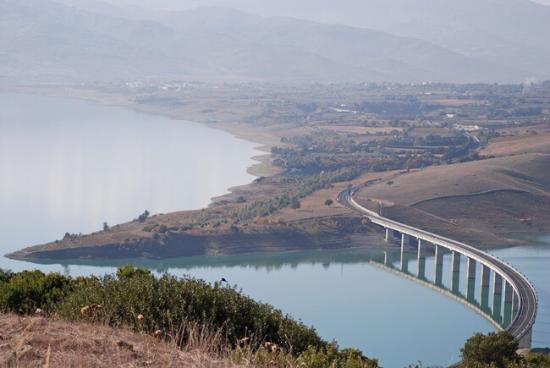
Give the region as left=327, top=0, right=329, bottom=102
left=6, top=84, right=550, bottom=263
left=1, top=86, right=301, bottom=262
left=1, top=85, right=280, bottom=203
left=3, top=85, right=382, bottom=263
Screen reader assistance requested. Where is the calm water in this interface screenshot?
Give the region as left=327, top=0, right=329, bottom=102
left=491, top=238, right=550, bottom=351
left=0, top=92, right=259, bottom=270
left=1, top=93, right=548, bottom=367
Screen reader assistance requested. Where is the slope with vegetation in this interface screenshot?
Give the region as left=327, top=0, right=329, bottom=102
left=0, top=267, right=378, bottom=368
left=1, top=267, right=549, bottom=367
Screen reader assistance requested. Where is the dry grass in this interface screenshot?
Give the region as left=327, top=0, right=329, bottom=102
left=480, top=133, right=550, bottom=157
left=355, top=153, right=550, bottom=206
left=354, top=152, right=550, bottom=246
left=0, top=314, right=244, bottom=368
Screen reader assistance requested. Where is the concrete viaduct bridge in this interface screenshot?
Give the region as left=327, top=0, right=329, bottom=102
left=337, top=188, right=537, bottom=349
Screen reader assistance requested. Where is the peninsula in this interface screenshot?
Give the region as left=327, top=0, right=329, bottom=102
left=7, top=81, right=550, bottom=261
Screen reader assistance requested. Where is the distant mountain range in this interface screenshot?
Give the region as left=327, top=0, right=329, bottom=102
left=1, top=0, right=549, bottom=83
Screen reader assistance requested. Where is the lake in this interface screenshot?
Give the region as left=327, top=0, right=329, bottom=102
left=1, top=92, right=548, bottom=367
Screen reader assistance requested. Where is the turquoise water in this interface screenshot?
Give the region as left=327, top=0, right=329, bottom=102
left=2, top=93, right=548, bottom=367
left=491, top=237, right=550, bottom=351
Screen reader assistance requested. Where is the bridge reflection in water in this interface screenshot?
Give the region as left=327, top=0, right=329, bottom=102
left=371, top=236, right=519, bottom=334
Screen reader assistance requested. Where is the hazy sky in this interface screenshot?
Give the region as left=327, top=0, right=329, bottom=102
left=100, top=0, right=550, bottom=11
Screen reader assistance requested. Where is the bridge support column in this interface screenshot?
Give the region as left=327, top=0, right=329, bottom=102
left=467, top=258, right=476, bottom=302
left=434, top=245, right=444, bottom=286
left=417, top=239, right=426, bottom=279
left=400, top=237, right=409, bottom=273
left=480, top=265, right=490, bottom=311
left=385, top=228, right=390, bottom=242
left=503, top=281, right=514, bottom=327
left=518, top=328, right=533, bottom=350
left=493, top=273, right=503, bottom=322
left=451, top=251, right=461, bottom=294
left=512, top=291, right=520, bottom=319
left=384, top=250, right=395, bottom=267
left=401, top=233, right=408, bottom=248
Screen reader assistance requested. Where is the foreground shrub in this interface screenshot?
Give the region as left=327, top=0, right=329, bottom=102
left=56, top=266, right=323, bottom=355
left=0, top=266, right=379, bottom=366
left=461, top=332, right=520, bottom=368
left=297, top=344, right=378, bottom=368
left=0, top=270, right=73, bottom=314
left=512, top=354, right=550, bottom=368
left=0, top=268, right=12, bottom=283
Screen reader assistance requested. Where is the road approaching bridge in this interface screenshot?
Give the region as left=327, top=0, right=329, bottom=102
left=337, top=188, right=537, bottom=349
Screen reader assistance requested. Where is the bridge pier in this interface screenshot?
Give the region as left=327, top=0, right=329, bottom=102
left=518, top=329, right=533, bottom=350
left=467, top=258, right=476, bottom=302
left=417, top=239, right=426, bottom=279
left=434, top=245, right=444, bottom=286
left=451, top=251, right=461, bottom=294
left=512, top=292, right=520, bottom=319
left=493, top=273, right=503, bottom=322
left=503, top=281, right=514, bottom=327
left=400, top=238, right=409, bottom=273
left=480, top=265, right=491, bottom=311
left=385, top=228, right=390, bottom=242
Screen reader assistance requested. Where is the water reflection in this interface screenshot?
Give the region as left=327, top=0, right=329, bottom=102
left=369, top=239, right=532, bottom=334
left=22, top=246, right=387, bottom=275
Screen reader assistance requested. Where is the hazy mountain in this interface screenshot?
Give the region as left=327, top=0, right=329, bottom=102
left=97, top=0, right=550, bottom=81
left=0, top=0, right=535, bottom=83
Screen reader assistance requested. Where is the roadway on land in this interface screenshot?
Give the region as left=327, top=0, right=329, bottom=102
left=337, top=188, right=537, bottom=344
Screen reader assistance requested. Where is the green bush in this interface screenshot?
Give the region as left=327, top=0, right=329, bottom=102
left=0, top=270, right=73, bottom=314
left=0, top=266, right=380, bottom=366
left=461, top=332, right=520, bottom=368
left=297, top=344, right=378, bottom=368
left=0, top=269, right=12, bottom=283
left=512, top=354, right=550, bottom=368
left=57, top=267, right=323, bottom=354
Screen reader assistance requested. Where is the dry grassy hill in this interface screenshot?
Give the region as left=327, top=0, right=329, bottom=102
left=354, top=134, right=550, bottom=247
left=0, top=314, right=242, bottom=368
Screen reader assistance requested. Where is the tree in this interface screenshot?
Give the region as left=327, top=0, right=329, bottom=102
left=138, top=210, right=150, bottom=223
left=103, top=222, right=110, bottom=231
left=325, top=199, right=334, bottom=207
left=291, top=197, right=301, bottom=209
left=461, top=332, right=519, bottom=368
